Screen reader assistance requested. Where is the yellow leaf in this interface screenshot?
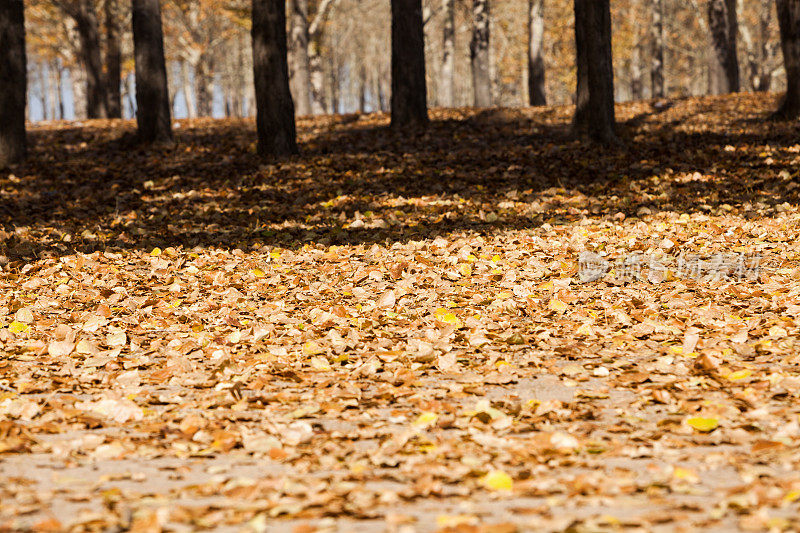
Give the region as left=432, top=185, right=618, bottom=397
left=727, top=369, right=752, bottom=381
left=458, top=264, right=472, bottom=277
left=413, top=411, right=438, bottom=428
left=434, top=308, right=462, bottom=327
left=549, top=298, right=568, bottom=313
left=302, top=341, right=324, bottom=356
left=8, top=321, right=29, bottom=334
left=481, top=469, right=513, bottom=491
left=687, top=417, right=719, bottom=432
left=251, top=268, right=265, bottom=278
left=309, top=356, right=331, bottom=371
left=784, top=489, right=800, bottom=503
left=150, top=247, right=162, bottom=257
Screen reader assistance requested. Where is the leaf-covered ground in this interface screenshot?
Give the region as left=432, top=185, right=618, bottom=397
left=2, top=93, right=800, bottom=532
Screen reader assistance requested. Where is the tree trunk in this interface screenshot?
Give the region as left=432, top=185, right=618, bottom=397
left=288, top=0, right=313, bottom=116
left=71, top=66, right=87, bottom=119
left=53, top=60, right=64, bottom=120
left=105, top=0, right=122, bottom=118
left=181, top=61, right=196, bottom=118
left=132, top=0, right=172, bottom=143
left=71, top=0, right=108, bottom=118
left=391, top=0, right=428, bottom=128
left=195, top=56, right=214, bottom=117
left=573, top=0, right=616, bottom=144
left=252, top=0, right=298, bottom=156
left=631, top=41, right=644, bottom=100
left=470, top=0, right=491, bottom=107
left=651, top=0, right=665, bottom=98
left=528, top=0, right=546, bottom=106
left=0, top=0, right=26, bottom=166
left=441, top=0, right=456, bottom=107
left=775, top=0, right=800, bottom=119
left=707, top=0, right=739, bottom=94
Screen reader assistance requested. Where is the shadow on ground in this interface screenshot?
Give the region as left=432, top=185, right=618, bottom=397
left=1, top=92, right=798, bottom=263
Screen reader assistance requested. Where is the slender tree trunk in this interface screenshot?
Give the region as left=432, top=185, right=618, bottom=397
left=775, top=0, right=800, bottom=119
left=105, top=0, right=122, bottom=118
left=288, top=0, right=313, bottom=116
left=651, top=0, right=665, bottom=98
left=753, top=0, right=774, bottom=91
left=252, top=0, right=298, bottom=156
left=573, top=0, right=616, bottom=144
left=71, top=66, right=87, bottom=119
left=707, top=0, right=740, bottom=94
left=357, top=66, right=367, bottom=112
left=53, top=60, right=64, bottom=120
left=70, top=0, right=108, bottom=118
left=37, top=63, right=49, bottom=120
left=470, top=0, right=491, bottom=107
left=181, top=61, right=197, bottom=118
left=391, top=0, right=428, bottom=128
left=528, top=0, right=546, bottom=106
left=0, top=0, right=27, bottom=166
left=631, top=41, right=644, bottom=100
left=441, top=0, right=456, bottom=107
left=132, top=0, right=172, bottom=143
left=195, top=55, right=214, bottom=116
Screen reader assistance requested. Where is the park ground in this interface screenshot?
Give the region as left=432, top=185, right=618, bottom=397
left=1, top=93, right=800, bottom=532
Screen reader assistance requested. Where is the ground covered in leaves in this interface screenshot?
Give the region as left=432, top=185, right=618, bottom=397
left=2, top=93, right=800, bottom=532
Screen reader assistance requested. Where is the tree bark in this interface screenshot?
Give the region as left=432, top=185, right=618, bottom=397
left=391, top=0, right=428, bottom=128
left=0, top=0, right=26, bottom=166
left=132, top=0, right=172, bottom=143
left=181, top=61, right=196, bottom=118
left=66, top=0, right=108, bottom=118
left=441, top=0, right=456, bottom=107
left=528, top=0, right=546, bottom=106
left=195, top=55, right=214, bottom=117
left=252, top=0, right=298, bottom=156
left=651, top=0, right=665, bottom=98
left=631, top=40, right=644, bottom=100
left=573, top=0, right=616, bottom=144
left=470, top=0, right=491, bottom=107
left=707, top=0, right=740, bottom=94
left=288, top=0, right=313, bottom=116
left=105, top=0, right=122, bottom=118
left=775, top=0, right=800, bottom=119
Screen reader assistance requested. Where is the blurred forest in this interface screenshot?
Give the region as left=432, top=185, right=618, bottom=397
left=22, top=0, right=783, bottom=121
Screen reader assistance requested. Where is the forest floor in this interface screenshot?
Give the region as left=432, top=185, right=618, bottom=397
left=2, top=93, right=800, bottom=532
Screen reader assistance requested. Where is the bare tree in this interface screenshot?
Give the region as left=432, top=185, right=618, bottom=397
left=105, top=0, right=122, bottom=118
left=391, top=0, right=428, bottom=128
left=441, top=0, right=456, bottom=107
left=528, top=0, right=546, bottom=106
left=775, top=0, right=800, bottom=119
left=252, top=0, right=298, bottom=156
left=289, top=0, right=312, bottom=115
left=55, top=0, right=109, bottom=118
left=0, top=0, right=27, bottom=166
left=651, top=0, right=665, bottom=98
left=470, top=0, right=491, bottom=107
left=708, top=0, right=739, bottom=94
left=133, top=0, right=172, bottom=143
left=574, top=0, right=616, bottom=144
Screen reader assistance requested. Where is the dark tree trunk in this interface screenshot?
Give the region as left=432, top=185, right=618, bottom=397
left=252, top=0, right=298, bottom=156
left=441, top=0, right=456, bottom=107
left=0, top=0, right=26, bottom=166
left=470, top=0, right=491, bottom=107
left=288, top=0, right=312, bottom=116
left=391, top=0, right=428, bottom=128
left=132, top=0, right=172, bottom=143
left=72, top=0, right=108, bottom=118
left=528, top=0, right=546, bottom=106
left=708, top=0, right=740, bottom=94
left=105, top=0, right=122, bottom=118
left=775, top=0, right=800, bottom=119
left=573, top=0, right=616, bottom=144
left=651, top=0, right=665, bottom=98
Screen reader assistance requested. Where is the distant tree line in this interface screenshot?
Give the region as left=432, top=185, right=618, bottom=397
left=3, top=0, right=800, bottom=166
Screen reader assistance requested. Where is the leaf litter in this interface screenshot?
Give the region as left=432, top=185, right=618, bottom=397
left=0, top=94, right=800, bottom=531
